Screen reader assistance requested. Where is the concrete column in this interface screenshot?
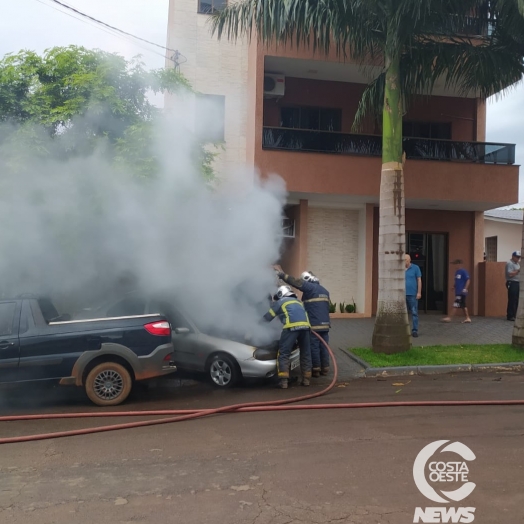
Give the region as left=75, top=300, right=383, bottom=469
left=475, top=98, right=486, bottom=142
left=297, top=199, right=309, bottom=273
left=472, top=211, right=485, bottom=316
left=246, top=40, right=264, bottom=169
left=362, top=204, right=374, bottom=316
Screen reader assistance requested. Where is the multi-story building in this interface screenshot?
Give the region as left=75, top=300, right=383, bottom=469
left=165, top=0, right=519, bottom=317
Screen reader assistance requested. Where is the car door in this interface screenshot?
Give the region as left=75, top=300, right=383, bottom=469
left=0, top=301, right=21, bottom=383
left=17, top=299, right=89, bottom=381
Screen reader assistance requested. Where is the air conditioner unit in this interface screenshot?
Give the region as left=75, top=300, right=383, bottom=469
left=282, top=218, right=295, bottom=238
left=264, top=74, right=285, bottom=98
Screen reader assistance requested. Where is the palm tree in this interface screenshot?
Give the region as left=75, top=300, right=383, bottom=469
left=212, top=0, right=524, bottom=353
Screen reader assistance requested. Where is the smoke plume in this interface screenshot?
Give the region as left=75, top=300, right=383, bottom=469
left=0, top=96, right=287, bottom=344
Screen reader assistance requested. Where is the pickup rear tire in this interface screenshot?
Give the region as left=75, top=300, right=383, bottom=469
left=85, top=362, right=133, bottom=406
left=207, top=354, right=240, bottom=388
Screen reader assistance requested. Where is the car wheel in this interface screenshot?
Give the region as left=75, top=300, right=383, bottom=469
left=85, top=362, right=133, bottom=406
left=207, top=354, right=239, bottom=388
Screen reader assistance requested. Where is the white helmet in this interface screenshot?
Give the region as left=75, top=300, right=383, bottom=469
left=275, top=285, right=294, bottom=300
left=301, top=271, right=319, bottom=283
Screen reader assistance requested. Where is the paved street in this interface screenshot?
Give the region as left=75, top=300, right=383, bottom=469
left=1, top=373, right=524, bottom=524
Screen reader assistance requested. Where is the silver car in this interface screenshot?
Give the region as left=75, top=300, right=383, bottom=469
left=76, top=294, right=300, bottom=388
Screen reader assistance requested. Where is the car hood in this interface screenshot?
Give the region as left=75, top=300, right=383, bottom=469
left=193, top=333, right=260, bottom=360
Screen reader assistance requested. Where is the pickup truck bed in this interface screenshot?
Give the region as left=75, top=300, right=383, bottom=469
left=0, top=297, right=177, bottom=405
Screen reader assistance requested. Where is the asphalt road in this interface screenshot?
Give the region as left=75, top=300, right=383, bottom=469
left=1, top=373, right=524, bottom=524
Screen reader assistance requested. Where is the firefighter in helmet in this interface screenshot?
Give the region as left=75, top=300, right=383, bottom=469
left=274, top=266, right=331, bottom=377
left=263, top=285, right=312, bottom=389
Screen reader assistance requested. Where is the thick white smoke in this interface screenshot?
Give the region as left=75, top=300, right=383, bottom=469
left=0, top=95, right=287, bottom=345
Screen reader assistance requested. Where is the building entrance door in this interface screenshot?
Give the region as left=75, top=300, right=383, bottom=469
left=407, top=233, right=448, bottom=313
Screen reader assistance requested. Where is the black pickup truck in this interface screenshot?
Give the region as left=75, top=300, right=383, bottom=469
left=0, top=296, right=177, bottom=406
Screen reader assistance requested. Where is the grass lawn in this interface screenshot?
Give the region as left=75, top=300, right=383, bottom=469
left=350, top=345, right=524, bottom=367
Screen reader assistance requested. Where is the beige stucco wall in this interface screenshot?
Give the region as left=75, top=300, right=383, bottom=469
left=165, top=0, right=249, bottom=180
left=484, top=219, right=522, bottom=262
left=306, top=207, right=360, bottom=310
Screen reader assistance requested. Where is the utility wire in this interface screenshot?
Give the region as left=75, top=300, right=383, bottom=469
left=47, top=0, right=176, bottom=53
left=36, top=0, right=186, bottom=67
left=34, top=0, right=167, bottom=59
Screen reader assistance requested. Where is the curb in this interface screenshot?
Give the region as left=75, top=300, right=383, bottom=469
left=343, top=350, right=524, bottom=378
left=343, top=349, right=370, bottom=370
left=336, top=347, right=366, bottom=378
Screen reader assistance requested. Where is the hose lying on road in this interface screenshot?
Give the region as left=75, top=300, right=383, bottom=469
left=1, top=333, right=523, bottom=445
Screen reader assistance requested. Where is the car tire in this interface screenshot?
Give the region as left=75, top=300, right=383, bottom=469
left=85, top=362, right=133, bottom=406
left=207, top=354, right=239, bottom=388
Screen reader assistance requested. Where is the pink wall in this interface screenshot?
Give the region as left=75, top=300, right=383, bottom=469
left=264, top=77, right=478, bottom=141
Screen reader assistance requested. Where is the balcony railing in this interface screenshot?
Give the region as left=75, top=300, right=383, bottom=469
left=262, top=127, right=516, bottom=165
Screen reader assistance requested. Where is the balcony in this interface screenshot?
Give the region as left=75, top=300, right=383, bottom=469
left=443, top=15, right=491, bottom=36
left=262, top=127, right=516, bottom=165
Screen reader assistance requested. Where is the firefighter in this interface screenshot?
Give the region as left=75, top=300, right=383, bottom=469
left=263, top=285, right=312, bottom=389
left=274, top=266, right=331, bottom=378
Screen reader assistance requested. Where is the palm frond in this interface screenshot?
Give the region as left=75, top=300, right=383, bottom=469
left=211, top=0, right=384, bottom=62
left=352, top=73, right=384, bottom=132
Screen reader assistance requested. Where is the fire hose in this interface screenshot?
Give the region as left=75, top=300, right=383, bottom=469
left=1, top=332, right=523, bottom=445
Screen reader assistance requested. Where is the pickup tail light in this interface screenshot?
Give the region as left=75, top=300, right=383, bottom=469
left=144, top=321, right=171, bottom=336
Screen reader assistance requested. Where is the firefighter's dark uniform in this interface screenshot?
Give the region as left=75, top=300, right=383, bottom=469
left=263, top=296, right=312, bottom=380
left=277, top=272, right=331, bottom=374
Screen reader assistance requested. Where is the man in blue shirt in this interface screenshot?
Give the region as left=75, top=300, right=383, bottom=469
left=405, top=254, right=422, bottom=337
left=442, top=259, right=471, bottom=323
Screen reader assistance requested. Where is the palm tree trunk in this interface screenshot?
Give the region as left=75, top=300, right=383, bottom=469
left=371, top=50, right=411, bottom=354
left=511, top=223, right=524, bottom=347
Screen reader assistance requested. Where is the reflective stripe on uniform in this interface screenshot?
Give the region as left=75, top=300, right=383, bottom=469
left=268, top=309, right=276, bottom=317
left=281, top=300, right=310, bottom=330
left=310, top=325, right=330, bottom=331
left=276, top=350, right=289, bottom=378
left=303, top=297, right=329, bottom=303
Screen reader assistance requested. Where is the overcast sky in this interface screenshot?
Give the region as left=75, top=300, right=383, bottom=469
left=1, top=0, right=523, bottom=203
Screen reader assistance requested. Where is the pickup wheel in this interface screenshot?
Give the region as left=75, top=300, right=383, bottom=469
left=85, top=362, right=132, bottom=406
left=207, top=354, right=240, bottom=388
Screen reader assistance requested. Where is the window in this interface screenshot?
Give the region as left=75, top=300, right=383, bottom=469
left=280, top=106, right=342, bottom=132
left=485, top=236, right=498, bottom=262
left=0, top=302, right=17, bottom=336
left=403, top=121, right=452, bottom=140
left=195, top=94, right=225, bottom=142
left=38, top=298, right=60, bottom=323
left=198, top=0, right=227, bottom=14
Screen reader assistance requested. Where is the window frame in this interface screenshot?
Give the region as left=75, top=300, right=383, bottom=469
left=197, top=0, right=227, bottom=14
left=280, top=105, right=342, bottom=132
left=403, top=121, right=452, bottom=140
left=0, top=302, right=18, bottom=337
left=485, top=236, right=498, bottom=262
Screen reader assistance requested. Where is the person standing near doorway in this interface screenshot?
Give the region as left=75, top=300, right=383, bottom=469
left=505, top=251, right=521, bottom=321
left=442, top=259, right=471, bottom=323
left=405, top=255, right=422, bottom=338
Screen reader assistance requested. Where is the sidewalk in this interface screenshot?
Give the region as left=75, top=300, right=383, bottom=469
left=330, top=315, right=513, bottom=349
left=329, top=315, right=515, bottom=381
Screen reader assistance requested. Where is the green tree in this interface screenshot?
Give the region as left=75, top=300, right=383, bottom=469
left=0, top=45, right=215, bottom=179
left=212, top=0, right=524, bottom=353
